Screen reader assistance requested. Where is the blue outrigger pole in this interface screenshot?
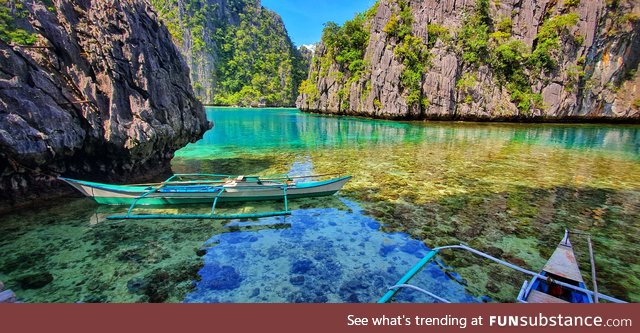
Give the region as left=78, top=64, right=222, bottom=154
left=378, top=244, right=627, bottom=304
left=378, top=249, right=440, bottom=303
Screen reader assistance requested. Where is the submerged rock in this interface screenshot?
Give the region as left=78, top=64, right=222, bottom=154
left=17, top=272, right=53, bottom=290
left=201, top=265, right=242, bottom=290
left=127, top=278, right=149, bottom=294
left=289, top=275, right=305, bottom=286
left=379, top=244, right=396, bottom=257
left=81, top=295, right=107, bottom=304
left=290, top=259, right=314, bottom=275
left=338, top=279, right=369, bottom=303
left=399, top=241, right=425, bottom=256
left=122, top=260, right=204, bottom=303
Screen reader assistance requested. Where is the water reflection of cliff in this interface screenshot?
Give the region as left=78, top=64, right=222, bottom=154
left=181, top=108, right=640, bottom=156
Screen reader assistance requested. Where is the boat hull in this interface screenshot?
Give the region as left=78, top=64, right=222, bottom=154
left=517, top=231, right=594, bottom=303
left=60, top=176, right=351, bottom=205
left=519, top=273, right=593, bottom=303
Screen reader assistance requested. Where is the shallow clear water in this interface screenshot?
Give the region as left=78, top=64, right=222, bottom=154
left=184, top=199, right=479, bottom=303
left=1, top=107, right=639, bottom=303
left=174, top=108, right=640, bottom=303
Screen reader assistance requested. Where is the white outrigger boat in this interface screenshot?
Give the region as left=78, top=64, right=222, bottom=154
left=59, top=173, right=351, bottom=220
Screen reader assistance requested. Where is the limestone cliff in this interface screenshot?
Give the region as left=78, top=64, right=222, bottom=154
left=297, top=0, right=640, bottom=121
left=150, top=0, right=308, bottom=106
left=0, top=0, right=209, bottom=209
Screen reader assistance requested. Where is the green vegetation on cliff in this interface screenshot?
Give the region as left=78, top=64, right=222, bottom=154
left=528, top=13, right=580, bottom=72
left=457, top=0, right=578, bottom=113
left=213, top=5, right=307, bottom=106
left=325, top=13, right=370, bottom=78
left=0, top=0, right=38, bottom=45
left=301, top=0, right=432, bottom=112
left=150, top=0, right=307, bottom=107
left=299, top=0, right=600, bottom=118
left=299, top=7, right=374, bottom=111
left=458, top=0, right=490, bottom=65
left=385, top=0, right=429, bottom=110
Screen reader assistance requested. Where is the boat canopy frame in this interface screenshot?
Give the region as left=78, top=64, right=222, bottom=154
left=377, top=243, right=627, bottom=304
left=106, top=173, right=292, bottom=220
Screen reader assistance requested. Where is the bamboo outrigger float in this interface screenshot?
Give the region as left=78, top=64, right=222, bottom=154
left=59, top=173, right=351, bottom=220
left=378, top=230, right=626, bottom=304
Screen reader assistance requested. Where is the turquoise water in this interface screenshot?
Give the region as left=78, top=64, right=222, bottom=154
left=173, top=108, right=640, bottom=303
left=1, top=107, right=639, bottom=303
left=175, top=108, right=640, bottom=160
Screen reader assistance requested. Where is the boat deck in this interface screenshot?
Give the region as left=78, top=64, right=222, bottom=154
left=526, top=289, right=568, bottom=303
left=542, top=244, right=584, bottom=283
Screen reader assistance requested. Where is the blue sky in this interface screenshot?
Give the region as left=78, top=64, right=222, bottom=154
left=261, top=0, right=378, bottom=47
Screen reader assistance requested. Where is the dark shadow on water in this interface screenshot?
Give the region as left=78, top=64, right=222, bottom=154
left=348, top=184, right=640, bottom=303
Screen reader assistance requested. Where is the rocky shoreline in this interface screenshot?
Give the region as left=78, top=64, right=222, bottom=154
left=300, top=109, right=640, bottom=124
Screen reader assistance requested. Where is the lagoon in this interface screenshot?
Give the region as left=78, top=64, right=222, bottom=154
left=1, top=107, right=639, bottom=303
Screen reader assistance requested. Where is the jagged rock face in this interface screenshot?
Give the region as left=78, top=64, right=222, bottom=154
left=297, top=0, right=640, bottom=120
left=150, top=0, right=307, bottom=106
left=152, top=0, right=244, bottom=104
left=0, top=0, right=209, bottom=209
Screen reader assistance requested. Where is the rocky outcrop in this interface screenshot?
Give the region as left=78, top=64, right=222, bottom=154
left=0, top=0, right=209, bottom=210
left=150, top=0, right=245, bottom=104
left=150, top=0, right=307, bottom=106
left=297, top=0, right=640, bottom=121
